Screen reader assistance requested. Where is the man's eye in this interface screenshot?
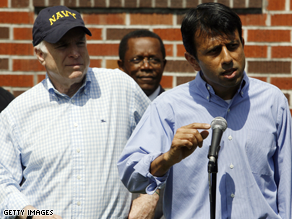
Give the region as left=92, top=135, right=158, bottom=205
left=228, top=44, right=238, bottom=50
left=149, top=58, right=161, bottom=64
left=131, top=58, right=143, bottom=63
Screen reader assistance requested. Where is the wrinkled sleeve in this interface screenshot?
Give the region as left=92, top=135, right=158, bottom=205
left=0, top=112, right=30, bottom=217
left=118, top=100, right=174, bottom=195
left=274, top=97, right=292, bottom=218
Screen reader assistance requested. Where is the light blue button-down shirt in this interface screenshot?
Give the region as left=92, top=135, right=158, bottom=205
left=118, top=72, right=292, bottom=219
left=0, top=67, right=150, bottom=219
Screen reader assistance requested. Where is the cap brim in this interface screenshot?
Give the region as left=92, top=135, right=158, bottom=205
left=44, top=23, right=91, bottom=44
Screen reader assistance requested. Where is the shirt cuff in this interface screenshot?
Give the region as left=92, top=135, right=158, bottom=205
left=133, top=152, right=169, bottom=195
left=1, top=192, right=30, bottom=218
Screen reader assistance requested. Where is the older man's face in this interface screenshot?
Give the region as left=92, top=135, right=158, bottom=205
left=42, top=27, right=90, bottom=87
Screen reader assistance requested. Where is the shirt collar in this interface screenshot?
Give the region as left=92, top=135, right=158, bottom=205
left=148, top=86, right=161, bottom=101
left=43, top=68, right=92, bottom=100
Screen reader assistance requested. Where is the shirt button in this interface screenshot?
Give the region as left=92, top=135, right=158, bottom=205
left=230, top=164, right=234, bottom=169
left=72, top=99, right=75, bottom=103
left=228, top=135, right=232, bottom=140
left=207, top=96, right=209, bottom=100
left=77, top=202, right=81, bottom=206
left=77, top=175, right=81, bottom=180
left=74, top=123, right=78, bottom=127
left=227, top=109, right=230, bottom=112
left=76, top=148, right=80, bottom=153
left=241, top=91, right=244, bottom=95
left=207, top=86, right=210, bottom=90
left=231, top=193, right=235, bottom=198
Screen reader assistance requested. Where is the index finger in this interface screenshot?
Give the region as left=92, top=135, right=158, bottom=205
left=183, top=123, right=211, bottom=130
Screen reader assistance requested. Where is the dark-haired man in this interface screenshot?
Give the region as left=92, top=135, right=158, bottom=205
left=118, top=30, right=166, bottom=219
left=0, top=6, right=150, bottom=219
left=118, top=3, right=292, bottom=219
left=118, top=30, right=167, bottom=101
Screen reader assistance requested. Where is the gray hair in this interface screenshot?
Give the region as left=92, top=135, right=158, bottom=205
left=34, top=41, right=48, bottom=54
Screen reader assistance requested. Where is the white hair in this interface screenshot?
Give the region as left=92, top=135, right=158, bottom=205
left=34, top=40, right=48, bottom=54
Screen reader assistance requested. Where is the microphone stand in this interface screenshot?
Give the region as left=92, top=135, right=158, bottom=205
left=208, top=153, right=219, bottom=219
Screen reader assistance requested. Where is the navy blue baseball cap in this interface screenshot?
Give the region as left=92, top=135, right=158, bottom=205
left=32, top=6, right=91, bottom=46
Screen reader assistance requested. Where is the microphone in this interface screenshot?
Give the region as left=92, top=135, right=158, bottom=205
left=208, top=117, right=227, bottom=161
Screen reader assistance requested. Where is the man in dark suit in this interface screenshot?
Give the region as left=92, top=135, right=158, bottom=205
left=118, top=30, right=167, bottom=219
left=118, top=30, right=167, bottom=101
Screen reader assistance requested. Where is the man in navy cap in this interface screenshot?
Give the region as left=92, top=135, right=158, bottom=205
left=0, top=6, right=150, bottom=219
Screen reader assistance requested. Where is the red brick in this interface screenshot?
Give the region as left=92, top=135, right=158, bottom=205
left=0, top=59, right=8, bottom=70
left=106, top=28, right=142, bottom=40
left=86, top=28, right=102, bottom=40
left=271, top=77, right=292, bottom=89
left=13, top=59, right=45, bottom=71
left=156, top=0, right=167, bottom=8
left=14, top=28, right=32, bottom=40
left=165, top=44, right=173, bottom=57
left=130, top=14, right=173, bottom=25
left=177, top=44, right=186, bottom=57
left=176, top=14, right=184, bottom=25
left=79, top=0, right=91, bottom=7
left=106, top=60, right=119, bottom=69
left=249, top=0, right=262, bottom=7
left=153, top=28, right=182, bottom=41
left=290, top=109, right=292, bottom=116
left=82, top=13, right=126, bottom=25
left=48, top=0, right=61, bottom=6
left=87, top=44, right=119, bottom=56
left=271, top=14, right=292, bottom=26
left=160, top=76, right=173, bottom=88
left=0, top=75, right=34, bottom=87
left=89, top=59, right=102, bottom=68
left=171, top=0, right=182, bottom=8
left=272, top=46, right=292, bottom=58
left=0, top=27, right=9, bottom=39
left=248, top=30, right=290, bottom=42
left=291, top=0, right=292, bottom=10
left=124, top=0, right=137, bottom=8
left=12, top=0, right=29, bottom=7
left=177, top=76, right=195, bottom=85
left=266, top=0, right=285, bottom=10
left=0, top=12, right=34, bottom=24
left=186, top=0, right=199, bottom=7
left=64, top=0, right=76, bottom=7
left=239, top=14, right=267, bottom=26
left=233, top=0, right=246, bottom=8
left=217, top=0, right=229, bottom=7
left=248, top=61, right=290, bottom=73
left=0, top=43, right=34, bottom=55
left=94, top=0, right=106, bottom=7
left=0, top=0, right=8, bottom=7
left=33, top=0, right=45, bottom=7
left=109, top=0, right=122, bottom=7
left=165, top=60, right=194, bottom=73
left=140, top=0, right=152, bottom=7
left=37, top=74, right=46, bottom=83
left=244, top=45, right=267, bottom=58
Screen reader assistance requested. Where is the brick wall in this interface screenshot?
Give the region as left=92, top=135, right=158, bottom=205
left=1, top=0, right=292, bottom=113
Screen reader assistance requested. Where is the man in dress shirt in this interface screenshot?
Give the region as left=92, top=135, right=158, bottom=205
left=0, top=6, right=150, bottom=219
left=118, top=30, right=166, bottom=219
left=118, top=2, right=292, bottom=219
left=118, top=30, right=167, bottom=101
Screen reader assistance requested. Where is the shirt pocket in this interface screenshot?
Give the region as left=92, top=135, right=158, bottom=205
left=245, top=130, right=276, bottom=176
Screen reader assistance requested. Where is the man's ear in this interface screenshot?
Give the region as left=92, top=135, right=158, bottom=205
left=35, top=48, right=46, bottom=66
left=117, top=59, right=125, bottom=71
left=185, top=52, right=200, bottom=71
left=241, top=37, right=245, bottom=48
